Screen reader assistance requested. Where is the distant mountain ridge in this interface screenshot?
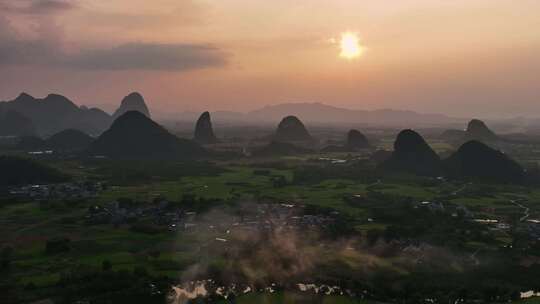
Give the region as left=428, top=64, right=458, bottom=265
left=250, top=103, right=463, bottom=125
left=171, top=102, right=465, bottom=126
left=0, top=93, right=111, bottom=136
left=2, top=93, right=466, bottom=133
left=0, top=92, right=152, bottom=136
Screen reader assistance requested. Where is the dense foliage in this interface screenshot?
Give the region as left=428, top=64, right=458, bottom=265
left=0, top=156, right=67, bottom=186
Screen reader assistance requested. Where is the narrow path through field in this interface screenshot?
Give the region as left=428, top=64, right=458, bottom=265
left=452, top=182, right=471, bottom=196
left=510, top=199, right=530, bottom=222
left=365, top=179, right=381, bottom=191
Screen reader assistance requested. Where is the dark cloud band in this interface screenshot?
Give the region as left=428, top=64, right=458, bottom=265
left=67, top=43, right=227, bottom=71
left=0, top=0, right=76, bottom=14
left=0, top=18, right=227, bottom=71
left=26, top=0, right=75, bottom=12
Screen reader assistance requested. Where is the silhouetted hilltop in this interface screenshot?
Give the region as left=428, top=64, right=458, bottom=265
left=0, top=155, right=67, bottom=186
left=0, top=93, right=112, bottom=135
left=88, top=111, right=204, bottom=160
left=274, top=116, right=312, bottom=142
left=194, top=111, right=218, bottom=144
left=320, top=129, right=370, bottom=152
left=112, top=92, right=150, bottom=119
left=346, top=129, right=369, bottom=150
left=440, top=119, right=498, bottom=144
left=381, top=129, right=441, bottom=176
left=46, top=129, right=94, bottom=151
left=0, top=110, right=36, bottom=136
left=253, top=141, right=311, bottom=157
left=444, top=140, right=524, bottom=183
left=465, top=119, right=498, bottom=141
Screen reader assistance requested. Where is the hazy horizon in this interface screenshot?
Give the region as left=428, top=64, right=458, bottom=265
left=1, top=0, right=540, bottom=118
left=0, top=92, right=528, bottom=123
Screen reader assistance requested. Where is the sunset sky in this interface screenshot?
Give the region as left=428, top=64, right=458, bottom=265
left=1, top=0, right=539, bottom=117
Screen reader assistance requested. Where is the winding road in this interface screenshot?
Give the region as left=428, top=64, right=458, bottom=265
left=510, top=199, right=530, bottom=222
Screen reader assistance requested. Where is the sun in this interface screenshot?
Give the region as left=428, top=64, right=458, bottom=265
left=339, top=32, right=362, bottom=59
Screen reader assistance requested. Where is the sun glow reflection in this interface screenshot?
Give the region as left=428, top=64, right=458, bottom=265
left=339, top=32, right=362, bottom=59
